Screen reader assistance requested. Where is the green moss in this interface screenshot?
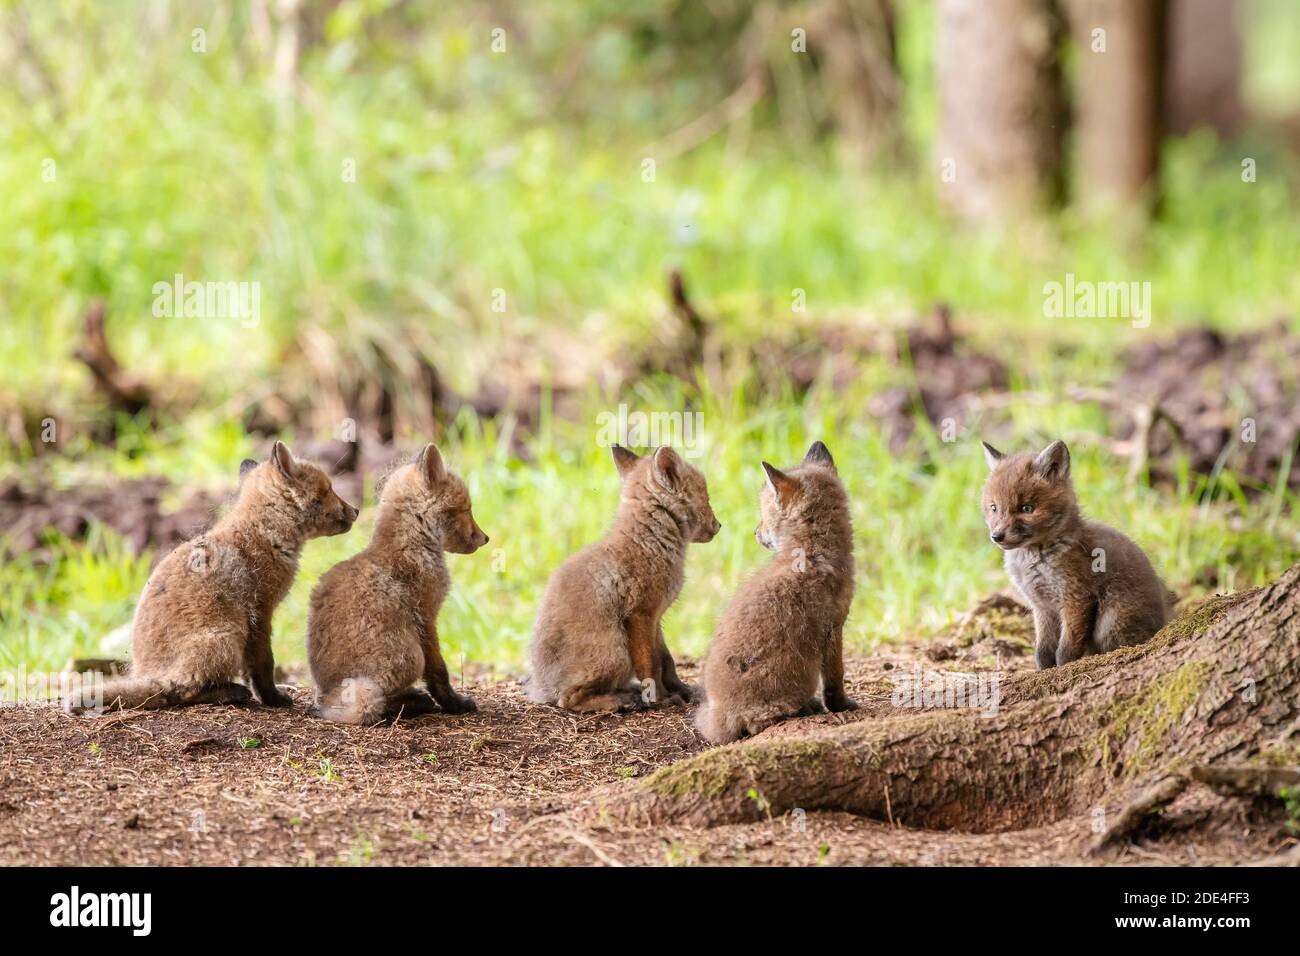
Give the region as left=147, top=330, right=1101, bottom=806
left=953, top=606, right=1035, bottom=649
left=1096, top=659, right=1215, bottom=779
left=1156, top=590, right=1256, bottom=643
left=1255, top=744, right=1300, bottom=769
left=645, top=738, right=834, bottom=800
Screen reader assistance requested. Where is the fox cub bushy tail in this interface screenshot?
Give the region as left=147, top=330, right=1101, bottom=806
left=981, top=438, right=1170, bottom=669
left=696, top=441, right=856, bottom=745
left=527, top=445, right=720, bottom=713
left=65, top=441, right=358, bottom=714
left=308, top=444, right=487, bottom=724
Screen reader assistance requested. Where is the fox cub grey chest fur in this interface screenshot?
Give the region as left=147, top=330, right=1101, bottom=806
left=65, top=441, right=358, bottom=715
left=527, top=445, right=720, bottom=713
left=307, top=444, right=488, bottom=724
left=696, top=441, right=857, bottom=744
left=981, top=439, right=1170, bottom=669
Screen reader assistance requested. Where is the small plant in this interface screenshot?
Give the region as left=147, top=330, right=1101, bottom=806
left=662, top=840, right=700, bottom=867
left=614, top=766, right=637, bottom=778
left=1280, top=786, right=1300, bottom=836
left=237, top=737, right=261, bottom=749
left=339, top=831, right=377, bottom=866
left=404, top=824, right=431, bottom=843
left=283, top=752, right=340, bottom=782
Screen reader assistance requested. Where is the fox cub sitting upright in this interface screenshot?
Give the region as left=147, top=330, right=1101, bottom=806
left=66, top=442, right=358, bottom=714
left=696, top=441, right=856, bottom=744
left=528, top=445, right=720, bottom=712
left=308, top=444, right=487, bottom=724
left=981, top=439, right=1170, bottom=669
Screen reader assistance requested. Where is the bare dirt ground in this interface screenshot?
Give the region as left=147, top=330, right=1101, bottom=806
left=3, top=613, right=1292, bottom=866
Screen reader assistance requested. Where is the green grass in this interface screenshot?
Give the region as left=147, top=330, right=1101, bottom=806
left=4, top=3, right=1300, bottom=423
left=0, top=526, right=150, bottom=674
left=4, top=378, right=1297, bottom=675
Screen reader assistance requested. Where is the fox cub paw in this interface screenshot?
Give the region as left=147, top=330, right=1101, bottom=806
left=823, top=693, right=858, bottom=713
left=663, top=681, right=699, bottom=704
left=632, top=678, right=697, bottom=708
left=259, top=686, right=295, bottom=708
left=615, top=690, right=646, bottom=712
left=439, top=692, right=478, bottom=715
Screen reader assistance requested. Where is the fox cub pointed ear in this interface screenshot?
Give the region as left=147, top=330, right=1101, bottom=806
left=652, top=446, right=683, bottom=488
left=271, top=440, right=300, bottom=480
left=239, top=458, right=258, bottom=478
left=1034, top=439, right=1070, bottom=481
left=981, top=441, right=1005, bottom=470
left=417, top=443, right=447, bottom=488
left=803, top=440, right=835, bottom=471
left=610, top=444, right=640, bottom=479
left=761, top=461, right=800, bottom=506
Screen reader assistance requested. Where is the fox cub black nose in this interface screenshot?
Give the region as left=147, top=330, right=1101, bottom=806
left=991, top=531, right=1006, bottom=543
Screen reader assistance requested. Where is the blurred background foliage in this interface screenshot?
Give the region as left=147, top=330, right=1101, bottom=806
left=2, top=0, right=1299, bottom=673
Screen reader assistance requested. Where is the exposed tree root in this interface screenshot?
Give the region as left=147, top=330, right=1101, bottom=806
left=1087, top=776, right=1186, bottom=855
left=597, top=566, right=1300, bottom=835
left=1189, top=764, right=1300, bottom=797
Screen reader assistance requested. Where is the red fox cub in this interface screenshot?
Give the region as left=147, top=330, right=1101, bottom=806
left=65, top=442, right=358, bottom=714
left=981, top=439, right=1170, bottom=669
left=307, top=444, right=487, bottom=724
left=528, top=445, right=720, bottom=713
left=696, top=441, right=856, bottom=744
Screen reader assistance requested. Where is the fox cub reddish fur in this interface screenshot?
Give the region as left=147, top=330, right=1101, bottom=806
left=528, top=445, right=720, bottom=713
left=696, top=441, right=856, bottom=744
left=65, top=442, right=357, bottom=714
left=981, top=439, right=1170, bottom=669
left=308, top=444, right=487, bottom=724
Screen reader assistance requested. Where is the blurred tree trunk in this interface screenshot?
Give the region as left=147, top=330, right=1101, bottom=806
left=1164, top=0, right=1244, bottom=136
left=1068, top=0, right=1168, bottom=215
left=808, top=0, right=901, bottom=168
left=936, top=0, right=1066, bottom=222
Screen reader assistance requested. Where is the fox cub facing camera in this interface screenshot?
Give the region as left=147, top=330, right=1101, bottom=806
left=696, top=442, right=856, bottom=744
left=307, top=444, right=488, bottom=724
left=528, top=445, right=720, bottom=713
left=981, top=439, right=1171, bottom=669
left=66, top=442, right=358, bottom=714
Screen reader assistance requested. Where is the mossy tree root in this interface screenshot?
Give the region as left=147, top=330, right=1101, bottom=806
left=603, top=566, right=1300, bottom=832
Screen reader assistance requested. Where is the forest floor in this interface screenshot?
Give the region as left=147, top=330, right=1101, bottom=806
left=2, top=604, right=1292, bottom=866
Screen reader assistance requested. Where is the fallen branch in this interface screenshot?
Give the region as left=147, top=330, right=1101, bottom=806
left=1189, top=764, right=1300, bottom=798
left=1088, top=776, right=1187, bottom=856
left=72, top=300, right=153, bottom=417
left=668, top=269, right=707, bottom=367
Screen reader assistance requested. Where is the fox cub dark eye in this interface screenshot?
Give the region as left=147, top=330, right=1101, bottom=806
left=989, top=504, right=998, bottom=513
left=1020, top=503, right=1034, bottom=513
